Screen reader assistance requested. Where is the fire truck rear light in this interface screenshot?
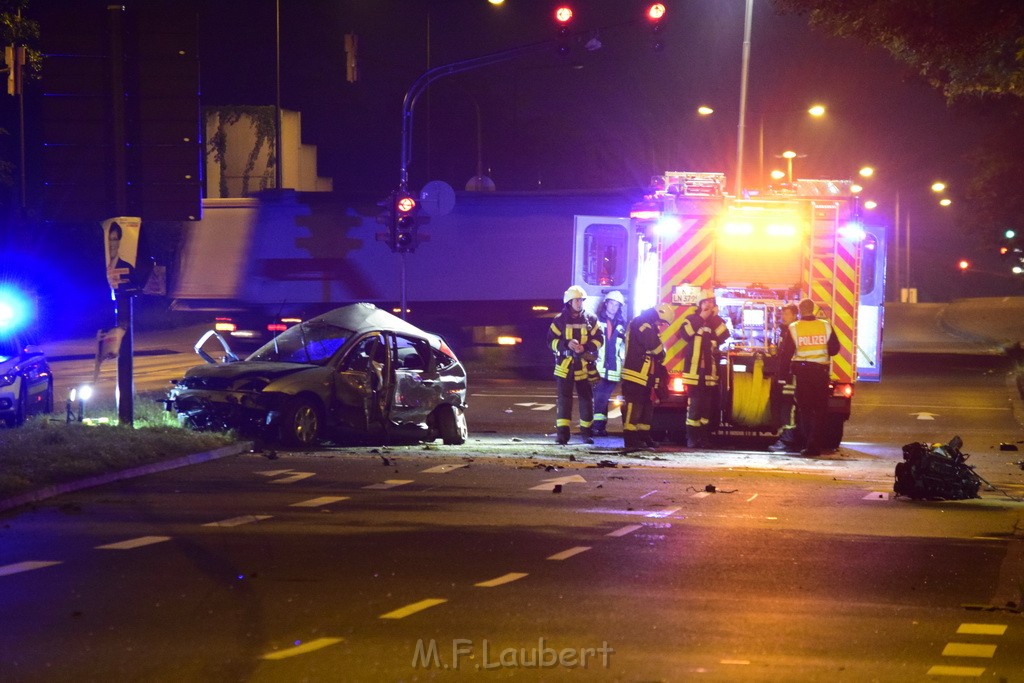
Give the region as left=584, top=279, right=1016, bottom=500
left=496, top=336, right=521, bottom=346
left=280, top=317, right=302, bottom=324
left=214, top=321, right=237, bottom=333
left=267, top=323, right=288, bottom=332
left=631, top=209, right=661, bottom=220
left=669, top=375, right=686, bottom=394
left=832, top=383, right=854, bottom=398
left=722, top=221, right=754, bottom=236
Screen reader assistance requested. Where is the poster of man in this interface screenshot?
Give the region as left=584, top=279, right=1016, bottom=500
left=103, top=217, right=141, bottom=290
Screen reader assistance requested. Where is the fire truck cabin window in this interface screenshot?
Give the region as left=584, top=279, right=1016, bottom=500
left=583, top=224, right=627, bottom=287
left=860, top=232, right=878, bottom=296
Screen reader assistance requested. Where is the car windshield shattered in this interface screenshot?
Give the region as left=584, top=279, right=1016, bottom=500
left=246, top=320, right=352, bottom=365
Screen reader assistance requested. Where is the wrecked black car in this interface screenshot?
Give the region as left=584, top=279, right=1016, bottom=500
left=166, top=303, right=468, bottom=447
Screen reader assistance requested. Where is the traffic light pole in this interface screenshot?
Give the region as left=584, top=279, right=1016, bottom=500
left=399, top=40, right=550, bottom=191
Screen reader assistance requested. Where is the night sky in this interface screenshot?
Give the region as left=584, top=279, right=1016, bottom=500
left=7, top=0, right=1015, bottom=324
left=195, top=0, right=1004, bottom=301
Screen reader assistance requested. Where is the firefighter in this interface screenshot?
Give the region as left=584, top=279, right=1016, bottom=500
left=680, top=290, right=730, bottom=449
left=547, top=285, right=604, bottom=445
left=777, top=298, right=840, bottom=456
left=621, top=304, right=673, bottom=450
left=769, top=303, right=803, bottom=453
left=592, top=290, right=627, bottom=437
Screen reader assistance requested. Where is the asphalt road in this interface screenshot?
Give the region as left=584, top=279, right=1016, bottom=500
left=1, top=451, right=1022, bottom=681
left=7, top=318, right=1023, bottom=681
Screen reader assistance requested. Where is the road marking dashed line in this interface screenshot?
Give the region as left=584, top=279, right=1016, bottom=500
left=379, top=598, right=447, bottom=619
left=547, top=546, right=591, bottom=561
left=475, top=572, right=529, bottom=587
left=957, top=624, right=1007, bottom=635
left=646, top=506, right=681, bottom=518
left=0, top=560, right=61, bottom=577
left=606, top=524, right=643, bottom=537
left=941, top=643, right=996, bottom=658
left=203, top=515, right=272, bottom=527
left=421, top=464, right=469, bottom=474
left=260, top=637, right=345, bottom=660
left=270, top=472, right=316, bottom=484
left=746, top=493, right=758, bottom=502
left=96, top=536, right=171, bottom=550
left=926, top=665, right=985, bottom=677
left=363, top=479, right=414, bottom=490
left=291, top=496, right=350, bottom=507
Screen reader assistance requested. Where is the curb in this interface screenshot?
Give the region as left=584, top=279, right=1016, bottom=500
left=0, top=442, right=253, bottom=514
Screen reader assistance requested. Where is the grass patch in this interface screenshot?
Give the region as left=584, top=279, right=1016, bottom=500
left=0, top=392, right=236, bottom=499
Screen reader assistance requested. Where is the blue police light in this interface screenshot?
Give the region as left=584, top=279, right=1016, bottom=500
left=0, top=287, right=30, bottom=334
left=654, top=216, right=682, bottom=237
left=838, top=221, right=866, bottom=241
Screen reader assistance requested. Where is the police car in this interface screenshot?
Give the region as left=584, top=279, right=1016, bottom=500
left=0, top=290, right=53, bottom=426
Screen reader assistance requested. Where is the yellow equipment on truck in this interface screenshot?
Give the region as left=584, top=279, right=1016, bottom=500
left=629, top=172, right=886, bottom=448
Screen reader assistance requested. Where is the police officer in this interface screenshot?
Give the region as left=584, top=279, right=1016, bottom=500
left=621, top=304, right=673, bottom=450
left=769, top=303, right=802, bottom=453
left=680, top=290, right=730, bottom=449
left=777, top=298, right=840, bottom=456
left=547, top=285, right=604, bottom=445
left=592, top=291, right=627, bottom=437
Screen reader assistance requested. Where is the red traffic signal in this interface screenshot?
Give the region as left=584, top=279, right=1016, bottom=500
left=646, top=3, right=667, bottom=51
left=554, top=5, right=574, bottom=55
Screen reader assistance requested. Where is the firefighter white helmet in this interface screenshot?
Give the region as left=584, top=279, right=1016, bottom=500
left=563, top=285, right=588, bottom=303
left=654, top=303, right=674, bottom=324
left=604, top=290, right=625, bottom=305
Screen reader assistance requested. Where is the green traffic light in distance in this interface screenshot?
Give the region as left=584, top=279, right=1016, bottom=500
left=1006, top=229, right=1016, bottom=239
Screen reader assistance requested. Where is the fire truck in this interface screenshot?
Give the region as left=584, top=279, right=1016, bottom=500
left=624, top=171, right=886, bottom=447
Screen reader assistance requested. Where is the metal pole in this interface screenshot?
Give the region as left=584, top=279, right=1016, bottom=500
left=400, top=253, right=407, bottom=320
left=109, top=5, right=133, bottom=426
left=905, top=211, right=911, bottom=295
left=758, top=115, right=764, bottom=189
left=894, top=190, right=900, bottom=301
left=274, top=0, right=283, bottom=191
left=734, top=0, right=754, bottom=197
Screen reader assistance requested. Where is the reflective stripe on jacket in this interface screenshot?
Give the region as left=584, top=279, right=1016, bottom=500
left=596, top=317, right=625, bottom=382
left=679, top=313, right=730, bottom=386
left=789, top=318, right=832, bottom=365
left=547, top=307, right=604, bottom=381
left=621, top=310, right=665, bottom=388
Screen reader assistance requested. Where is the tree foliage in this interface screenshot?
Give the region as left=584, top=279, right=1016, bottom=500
left=773, top=0, right=1024, bottom=101
left=774, top=0, right=1024, bottom=237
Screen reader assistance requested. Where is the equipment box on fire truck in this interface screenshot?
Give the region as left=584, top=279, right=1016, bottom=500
left=619, top=171, right=885, bottom=447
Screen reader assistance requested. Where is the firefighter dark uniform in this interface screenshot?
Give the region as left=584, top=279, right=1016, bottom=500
left=547, top=286, right=604, bottom=445
left=679, top=292, right=730, bottom=448
left=620, top=305, right=672, bottom=450
left=769, top=304, right=802, bottom=453
left=777, top=298, right=840, bottom=456
left=592, top=291, right=627, bottom=437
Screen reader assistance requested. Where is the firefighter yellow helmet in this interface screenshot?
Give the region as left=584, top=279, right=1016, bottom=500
left=654, top=303, right=674, bottom=324
left=605, top=290, right=625, bottom=305
left=563, top=285, right=587, bottom=303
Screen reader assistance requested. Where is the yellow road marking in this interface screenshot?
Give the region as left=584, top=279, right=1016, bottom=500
left=926, top=665, right=985, bottom=677
left=260, top=637, right=344, bottom=660
left=547, top=546, right=591, bottom=561
left=606, top=524, right=643, bottom=537
left=475, top=572, right=529, bottom=588
left=957, top=623, right=1007, bottom=636
left=942, top=642, right=996, bottom=658
left=379, top=598, right=447, bottom=619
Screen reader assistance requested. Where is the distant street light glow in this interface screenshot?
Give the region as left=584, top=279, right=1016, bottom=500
left=931, top=181, right=946, bottom=193
left=697, top=105, right=714, bottom=116
left=863, top=200, right=877, bottom=210
left=859, top=166, right=874, bottom=178
left=939, top=198, right=952, bottom=207
left=807, top=104, right=825, bottom=117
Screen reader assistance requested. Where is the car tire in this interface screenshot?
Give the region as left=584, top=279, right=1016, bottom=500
left=437, top=404, right=468, bottom=445
left=279, top=396, right=323, bottom=448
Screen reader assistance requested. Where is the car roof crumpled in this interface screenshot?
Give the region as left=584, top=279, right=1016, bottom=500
left=308, top=303, right=442, bottom=345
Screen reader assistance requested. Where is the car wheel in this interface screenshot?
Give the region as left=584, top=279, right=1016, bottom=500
left=437, top=404, right=468, bottom=445
left=279, top=396, right=323, bottom=448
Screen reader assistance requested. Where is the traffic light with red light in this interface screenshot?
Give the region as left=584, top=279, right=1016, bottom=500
left=555, top=5, right=573, bottom=56
left=646, top=3, right=667, bottom=51
left=394, top=192, right=419, bottom=252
